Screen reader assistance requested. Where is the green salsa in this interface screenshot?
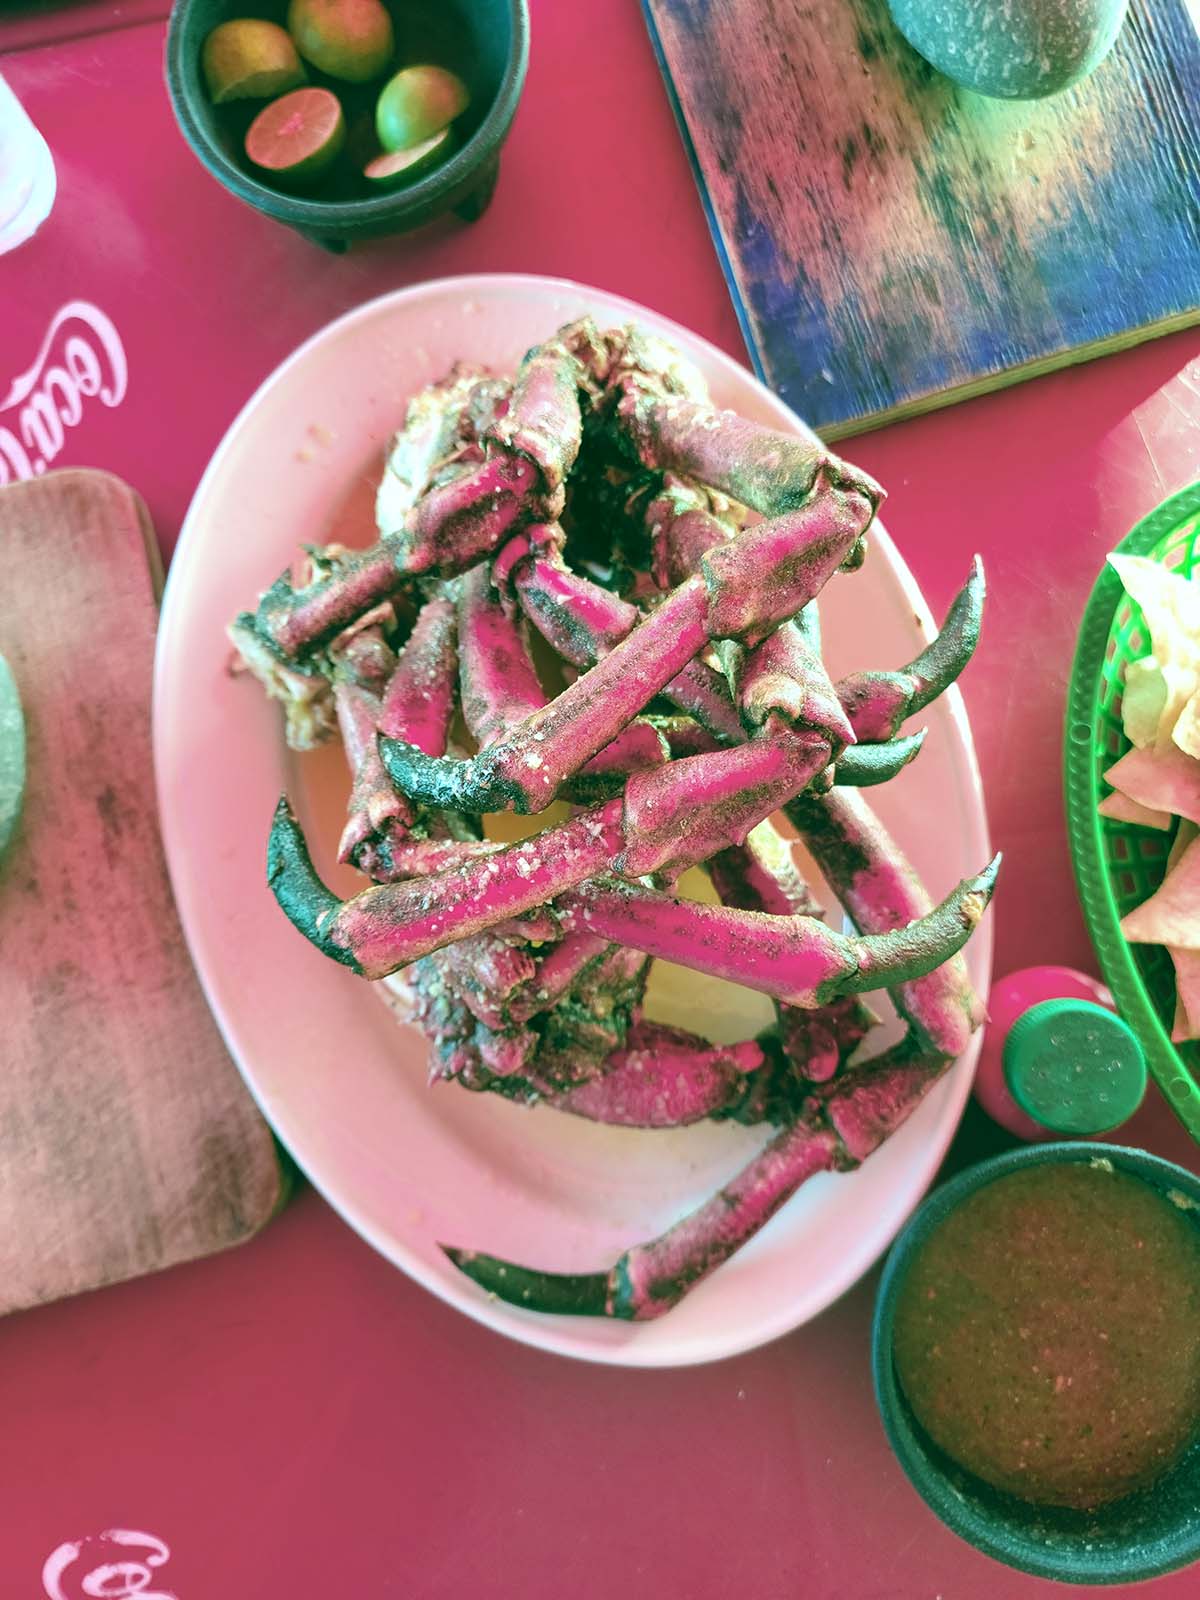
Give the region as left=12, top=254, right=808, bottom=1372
left=894, top=1162, right=1200, bottom=1510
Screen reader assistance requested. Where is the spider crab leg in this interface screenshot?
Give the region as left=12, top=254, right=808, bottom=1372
left=838, top=557, right=985, bottom=742
left=613, top=377, right=884, bottom=529
left=237, top=336, right=584, bottom=666
left=506, top=543, right=747, bottom=745
left=456, top=561, right=668, bottom=798
left=379, top=470, right=873, bottom=813
left=785, top=785, right=986, bottom=1058
left=505, top=541, right=969, bottom=785
left=377, top=595, right=459, bottom=753
left=238, top=369, right=482, bottom=666
left=337, top=595, right=466, bottom=875
left=728, top=618, right=853, bottom=746
left=391, top=331, right=584, bottom=578
left=553, top=856, right=997, bottom=1008
left=443, top=797, right=996, bottom=1319
left=531, top=1023, right=764, bottom=1129
left=706, top=826, right=877, bottom=1093
left=375, top=366, right=503, bottom=537
left=267, top=726, right=839, bottom=977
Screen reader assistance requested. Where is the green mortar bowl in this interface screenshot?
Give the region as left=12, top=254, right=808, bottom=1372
left=873, top=1142, right=1200, bottom=1584
left=1064, top=482, right=1200, bottom=1145
left=165, top=0, right=528, bottom=250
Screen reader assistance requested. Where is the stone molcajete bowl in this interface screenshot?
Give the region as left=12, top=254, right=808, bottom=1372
left=165, top=0, right=529, bottom=250
left=873, top=1141, right=1200, bottom=1584
left=887, top=0, right=1130, bottom=100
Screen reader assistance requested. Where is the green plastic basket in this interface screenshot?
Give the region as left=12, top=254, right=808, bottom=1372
left=1065, top=482, right=1200, bottom=1145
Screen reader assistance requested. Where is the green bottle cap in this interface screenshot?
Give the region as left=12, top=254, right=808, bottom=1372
left=1003, top=999, right=1147, bottom=1135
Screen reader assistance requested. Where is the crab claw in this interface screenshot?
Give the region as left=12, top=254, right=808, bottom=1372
left=380, top=478, right=872, bottom=814
left=440, top=1249, right=612, bottom=1317
left=555, top=855, right=1000, bottom=1007
left=441, top=1029, right=970, bottom=1321
left=268, top=797, right=364, bottom=973
left=270, top=726, right=837, bottom=978
left=839, top=558, right=985, bottom=743
left=834, top=729, right=926, bottom=786
left=547, top=1024, right=765, bottom=1128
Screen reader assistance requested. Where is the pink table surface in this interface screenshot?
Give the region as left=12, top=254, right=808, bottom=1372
left=5, top=5, right=1200, bottom=1596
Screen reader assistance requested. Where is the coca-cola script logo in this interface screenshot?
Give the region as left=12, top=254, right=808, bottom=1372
left=0, top=300, right=128, bottom=485
left=42, top=1529, right=176, bottom=1599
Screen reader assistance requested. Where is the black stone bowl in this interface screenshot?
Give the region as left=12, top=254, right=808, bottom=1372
left=873, top=1142, right=1200, bottom=1584
left=165, top=0, right=528, bottom=250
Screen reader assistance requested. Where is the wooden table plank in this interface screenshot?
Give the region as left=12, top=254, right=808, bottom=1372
left=644, top=0, right=1200, bottom=435
left=0, top=468, right=284, bottom=1314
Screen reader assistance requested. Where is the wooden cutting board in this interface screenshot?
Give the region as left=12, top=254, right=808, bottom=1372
left=0, top=469, right=286, bottom=1315
left=642, top=0, right=1200, bottom=437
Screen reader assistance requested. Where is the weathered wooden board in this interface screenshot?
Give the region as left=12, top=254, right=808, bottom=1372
left=0, top=469, right=285, bottom=1315
left=643, top=0, right=1200, bottom=436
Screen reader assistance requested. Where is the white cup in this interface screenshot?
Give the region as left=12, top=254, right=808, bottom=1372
left=0, top=73, right=56, bottom=256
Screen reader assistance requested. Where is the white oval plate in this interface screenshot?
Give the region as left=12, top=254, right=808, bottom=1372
left=154, top=274, right=991, bottom=1367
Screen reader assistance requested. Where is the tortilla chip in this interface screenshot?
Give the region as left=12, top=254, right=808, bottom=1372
left=1174, top=987, right=1190, bottom=1041
left=1104, top=744, right=1200, bottom=826
left=1121, top=834, right=1200, bottom=948
left=1169, top=818, right=1200, bottom=870
left=1098, top=789, right=1172, bottom=829
left=1109, top=555, right=1200, bottom=660
left=1173, top=688, right=1200, bottom=760
left=1171, top=946, right=1200, bottom=1040
left=1158, top=665, right=1200, bottom=752
left=1121, top=656, right=1169, bottom=749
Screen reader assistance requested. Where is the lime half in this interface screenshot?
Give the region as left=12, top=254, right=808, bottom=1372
left=202, top=19, right=306, bottom=104
left=375, top=65, right=469, bottom=153
left=0, top=653, right=26, bottom=862
left=245, top=87, right=345, bottom=185
left=364, top=127, right=453, bottom=186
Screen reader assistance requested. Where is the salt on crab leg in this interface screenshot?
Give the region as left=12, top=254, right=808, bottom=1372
left=241, top=337, right=584, bottom=664
left=504, top=932, right=612, bottom=1025
left=706, top=825, right=876, bottom=1090
left=375, top=365, right=499, bottom=536
left=507, top=544, right=747, bottom=745
left=642, top=472, right=744, bottom=590
left=785, top=785, right=985, bottom=1058
left=243, top=369, right=485, bottom=663
left=729, top=619, right=853, bottom=746
left=457, top=564, right=545, bottom=746
left=335, top=679, right=413, bottom=868
left=535, top=1023, right=764, bottom=1128
left=380, top=473, right=873, bottom=813
left=553, top=856, right=997, bottom=1008
left=456, top=561, right=668, bottom=794
left=506, top=542, right=960, bottom=785
left=338, top=596, right=462, bottom=874
left=613, top=377, right=884, bottom=525
left=394, top=332, right=585, bottom=577
left=268, top=728, right=838, bottom=977
left=377, top=596, right=459, bottom=753
left=440, top=1041, right=952, bottom=1319
left=442, top=826, right=996, bottom=1320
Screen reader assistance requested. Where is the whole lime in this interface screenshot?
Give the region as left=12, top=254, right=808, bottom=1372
left=287, top=0, right=394, bottom=84
left=375, top=65, right=469, bottom=153
left=202, top=18, right=307, bottom=103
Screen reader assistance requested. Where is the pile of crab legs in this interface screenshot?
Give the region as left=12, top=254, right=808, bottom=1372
left=230, top=319, right=998, bottom=1321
